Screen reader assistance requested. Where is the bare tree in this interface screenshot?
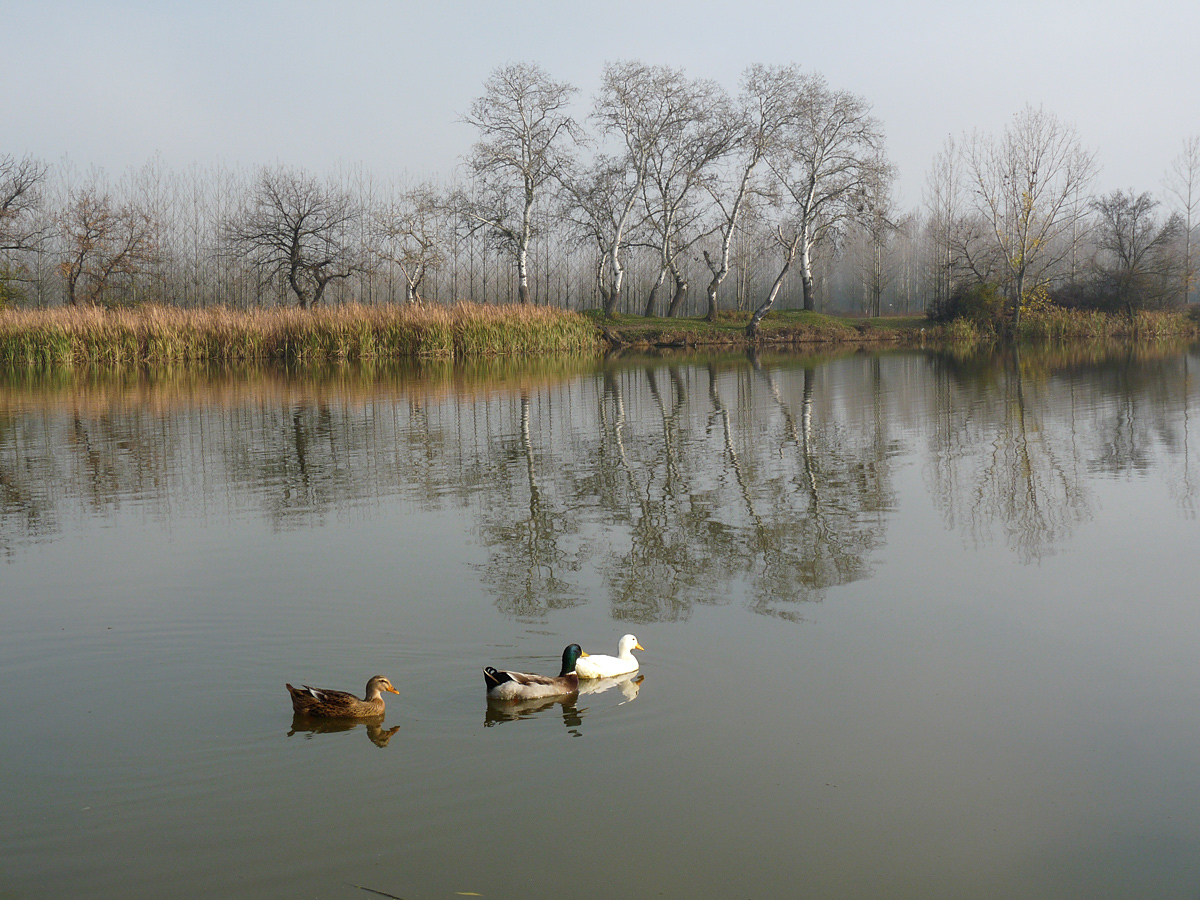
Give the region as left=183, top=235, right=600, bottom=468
left=373, top=182, right=446, bottom=303
left=629, top=67, right=736, bottom=318
left=1, top=154, right=50, bottom=304
left=747, top=69, right=891, bottom=338
left=922, top=135, right=966, bottom=311
left=1091, top=189, right=1181, bottom=315
left=1, top=154, right=49, bottom=253
left=588, top=60, right=720, bottom=318
left=701, top=65, right=792, bottom=321
left=56, top=185, right=157, bottom=307
left=558, top=152, right=642, bottom=316
left=1165, top=135, right=1200, bottom=305
left=858, top=186, right=902, bottom=317
left=229, top=166, right=361, bottom=308
left=964, top=105, right=1096, bottom=329
left=460, top=62, right=579, bottom=305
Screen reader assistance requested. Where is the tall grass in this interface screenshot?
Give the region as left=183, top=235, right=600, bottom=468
left=934, top=307, right=1199, bottom=343
left=1016, top=307, right=1198, bottom=340
left=0, top=303, right=600, bottom=367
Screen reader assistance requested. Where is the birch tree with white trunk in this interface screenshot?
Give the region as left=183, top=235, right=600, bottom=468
left=747, top=69, right=891, bottom=338
left=373, top=182, right=446, bottom=304
left=701, top=64, right=792, bottom=321
left=559, top=155, right=639, bottom=316
left=587, top=60, right=704, bottom=318
left=460, top=62, right=579, bottom=305
left=631, top=67, right=737, bottom=318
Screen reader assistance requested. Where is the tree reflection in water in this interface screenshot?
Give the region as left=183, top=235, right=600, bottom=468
left=1, top=347, right=1198, bottom=607
left=925, top=348, right=1091, bottom=563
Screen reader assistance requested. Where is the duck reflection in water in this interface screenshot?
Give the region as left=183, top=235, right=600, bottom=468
left=577, top=671, right=644, bottom=703
left=484, top=672, right=645, bottom=732
left=485, top=695, right=583, bottom=732
left=288, top=714, right=401, bottom=748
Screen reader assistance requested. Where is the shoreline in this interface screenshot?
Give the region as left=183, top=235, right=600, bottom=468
left=0, top=303, right=1195, bottom=367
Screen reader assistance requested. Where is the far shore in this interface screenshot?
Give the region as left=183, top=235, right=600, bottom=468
left=590, top=307, right=1200, bottom=350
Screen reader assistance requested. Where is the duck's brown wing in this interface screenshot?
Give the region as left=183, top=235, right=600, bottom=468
left=511, top=672, right=562, bottom=686
left=490, top=668, right=569, bottom=687
left=287, top=683, right=359, bottom=713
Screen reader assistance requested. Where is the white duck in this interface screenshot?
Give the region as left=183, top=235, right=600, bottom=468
left=575, top=634, right=643, bottom=679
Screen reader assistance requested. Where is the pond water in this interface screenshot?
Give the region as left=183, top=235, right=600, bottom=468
left=2, top=346, right=1199, bottom=900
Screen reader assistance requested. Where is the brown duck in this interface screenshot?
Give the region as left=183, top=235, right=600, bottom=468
left=286, top=675, right=399, bottom=718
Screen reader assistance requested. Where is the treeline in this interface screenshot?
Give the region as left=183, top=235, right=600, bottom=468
left=1, top=62, right=1196, bottom=328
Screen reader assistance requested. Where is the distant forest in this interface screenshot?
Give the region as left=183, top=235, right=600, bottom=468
left=2, top=62, right=1197, bottom=325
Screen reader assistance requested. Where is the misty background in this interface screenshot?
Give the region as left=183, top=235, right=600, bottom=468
left=7, top=0, right=1197, bottom=199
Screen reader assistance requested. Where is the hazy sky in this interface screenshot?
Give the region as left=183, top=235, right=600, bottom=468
left=6, top=0, right=1199, bottom=206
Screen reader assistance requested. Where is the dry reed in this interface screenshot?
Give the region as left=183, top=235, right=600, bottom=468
left=1015, top=307, right=1198, bottom=340
left=0, top=303, right=600, bottom=367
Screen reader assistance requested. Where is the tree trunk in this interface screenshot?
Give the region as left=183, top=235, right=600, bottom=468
left=65, top=262, right=82, bottom=307
left=704, top=274, right=720, bottom=321
left=1184, top=223, right=1193, bottom=305
left=703, top=249, right=725, bottom=322
left=799, top=230, right=815, bottom=311
left=517, top=247, right=530, bottom=304
left=800, top=270, right=814, bottom=312
left=409, top=262, right=424, bottom=303
left=516, top=219, right=531, bottom=304
left=595, top=252, right=613, bottom=316
left=665, top=266, right=687, bottom=318
left=1012, top=269, right=1024, bottom=331
left=747, top=236, right=801, bottom=339
left=870, top=239, right=883, bottom=317
left=643, top=265, right=667, bottom=317
left=603, top=249, right=626, bottom=318
left=287, top=258, right=310, bottom=308
left=312, top=276, right=329, bottom=307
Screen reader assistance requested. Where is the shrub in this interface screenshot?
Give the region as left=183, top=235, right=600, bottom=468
left=929, top=283, right=1007, bottom=327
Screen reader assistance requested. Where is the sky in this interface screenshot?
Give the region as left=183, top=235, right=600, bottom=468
left=5, top=0, right=1199, bottom=207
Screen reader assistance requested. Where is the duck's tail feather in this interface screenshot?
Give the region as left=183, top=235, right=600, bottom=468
left=484, top=666, right=512, bottom=689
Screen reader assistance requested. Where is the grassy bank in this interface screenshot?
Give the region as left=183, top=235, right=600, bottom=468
left=930, top=307, right=1200, bottom=344
left=0, top=303, right=600, bottom=366
left=591, top=309, right=930, bottom=348
left=1, top=303, right=1194, bottom=368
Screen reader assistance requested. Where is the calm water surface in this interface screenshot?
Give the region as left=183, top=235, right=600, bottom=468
left=2, top=347, right=1200, bottom=899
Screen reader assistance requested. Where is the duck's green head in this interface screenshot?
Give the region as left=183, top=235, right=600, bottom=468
left=560, top=644, right=584, bottom=676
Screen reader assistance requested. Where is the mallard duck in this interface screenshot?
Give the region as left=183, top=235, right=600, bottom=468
left=484, top=644, right=583, bottom=700
left=286, top=675, right=399, bottom=718
left=575, top=634, right=643, bottom=679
